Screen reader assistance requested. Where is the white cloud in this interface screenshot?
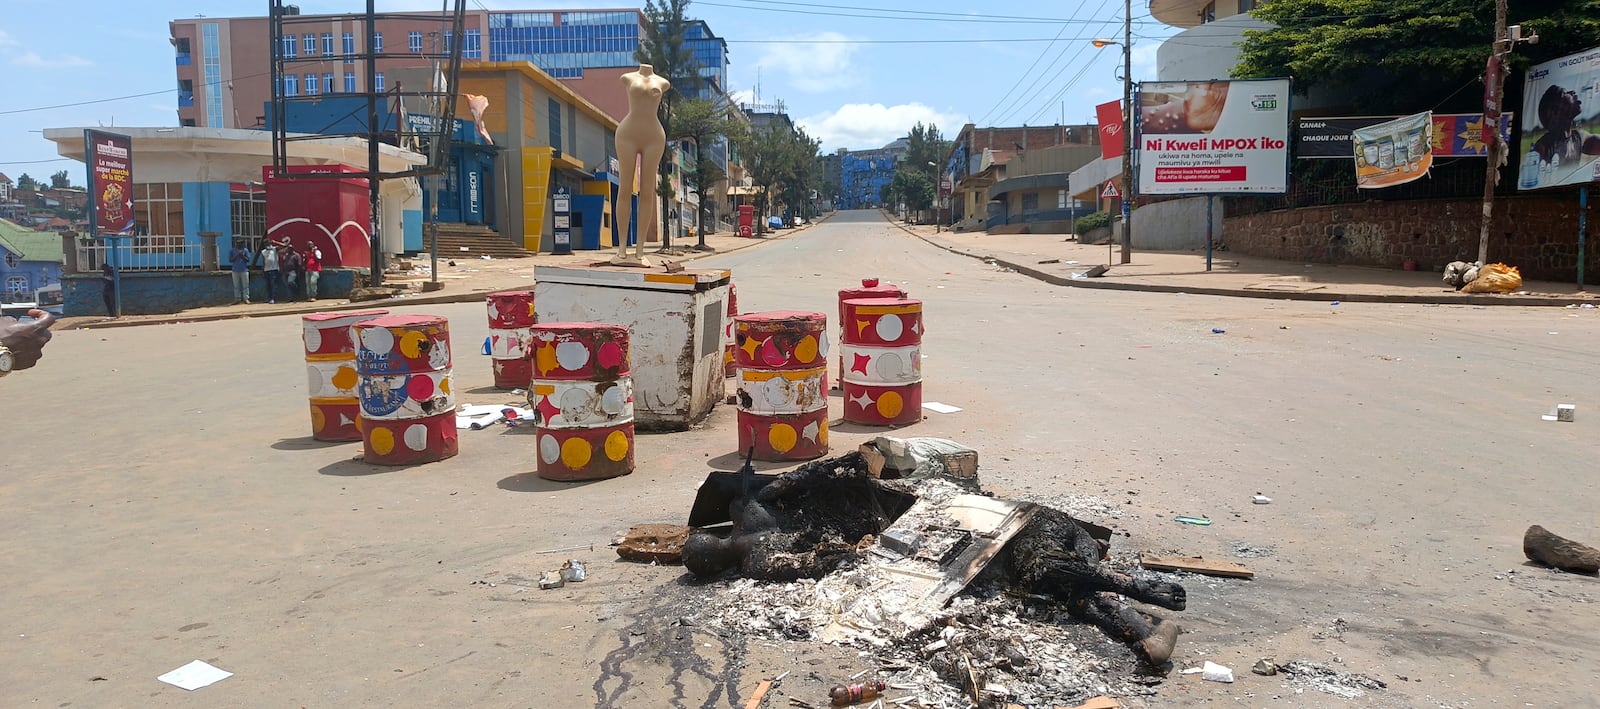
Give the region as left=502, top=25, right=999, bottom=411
left=798, top=103, right=967, bottom=153
left=0, top=29, right=18, bottom=48
left=1132, top=42, right=1161, bottom=82
left=728, top=89, right=756, bottom=107
left=11, top=51, right=92, bottom=68
left=752, top=32, right=860, bottom=94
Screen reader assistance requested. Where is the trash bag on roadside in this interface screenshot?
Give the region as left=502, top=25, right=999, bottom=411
left=861, top=436, right=978, bottom=479
left=1461, top=263, right=1522, bottom=293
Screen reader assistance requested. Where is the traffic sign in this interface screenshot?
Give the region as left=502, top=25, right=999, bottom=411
left=1101, top=180, right=1120, bottom=199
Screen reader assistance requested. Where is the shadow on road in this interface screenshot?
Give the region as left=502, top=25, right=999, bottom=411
left=272, top=436, right=354, bottom=451
left=828, top=419, right=924, bottom=436
left=496, top=473, right=602, bottom=492
left=703, top=451, right=803, bottom=473
left=318, top=456, right=423, bottom=476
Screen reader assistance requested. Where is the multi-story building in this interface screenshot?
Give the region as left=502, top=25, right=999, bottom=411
left=838, top=140, right=908, bottom=211
left=171, top=8, right=731, bottom=128
left=945, top=123, right=1098, bottom=230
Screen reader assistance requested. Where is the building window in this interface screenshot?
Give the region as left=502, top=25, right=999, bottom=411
left=4, top=275, right=29, bottom=301
left=342, top=32, right=355, bottom=58
left=174, top=36, right=191, bottom=65
left=203, top=23, right=222, bottom=127
left=303, top=33, right=316, bottom=54
left=1057, top=189, right=1067, bottom=210
left=373, top=31, right=383, bottom=53
left=1021, top=193, right=1039, bottom=214
left=344, top=72, right=356, bottom=92
left=178, top=78, right=194, bottom=107
left=283, top=74, right=298, bottom=96
left=322, top=73, right=334, bottom=93
left=1239, top=0, right=1255, bottom=11
left=132, top=183, right=185, bottom=252
left=1200, top=1, right=1216, bottom=22
left=548, top=98, right=562, bottom=151
left=281, top=34, right=297, bottom=57
left=181, top=118, right=196, bottom=127
left=409, top=30, right=423, bottom=53
left=322, top=32, right=334, bottom=55
left=464, top=29, right=482, bottom=59
left=305, top=73, right=319, bottom=95
left=375, top=72, right=384, bottom=91
left=230, top=183, right=266, bottom=248
left=444, top=30, right=453, bottom=52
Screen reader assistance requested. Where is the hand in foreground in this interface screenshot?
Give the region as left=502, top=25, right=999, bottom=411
left=1, top=309, right=57, bottom=371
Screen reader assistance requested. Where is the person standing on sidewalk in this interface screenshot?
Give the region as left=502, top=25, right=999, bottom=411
left=258, top=241, right=282, bottom=304
left=100, top=262, right=117, bottom=317
left=304, top=244, right=322, bottom=301
left=229, top=239, right=253, bottom=304
left=282, top=245, right=304, bottom=301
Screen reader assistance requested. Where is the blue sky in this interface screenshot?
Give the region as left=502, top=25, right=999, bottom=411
left=0, top=0, right=1173, bottom=183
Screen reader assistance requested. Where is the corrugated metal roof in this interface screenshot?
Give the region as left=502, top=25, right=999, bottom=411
left=0, top=219, right=64, bottom=263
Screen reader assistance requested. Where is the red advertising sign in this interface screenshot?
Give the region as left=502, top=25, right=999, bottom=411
left=86, top=130, right=134, bottom=235
left=1095, top=100, right=1124, bottom=160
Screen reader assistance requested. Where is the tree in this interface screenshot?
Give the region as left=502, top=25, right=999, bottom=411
left=637, top=0, right=704, bottom=249
left=16, top=173, right=39, bottom=191
left=672, top=97, right=749, bottom=248
left=50, top=170, right=71, bottom=189
left=886, top=122, right=949, bottom=218
left=743, top=121, right=821, bottom=234
left=1235, top=0, right=1600, bottom=113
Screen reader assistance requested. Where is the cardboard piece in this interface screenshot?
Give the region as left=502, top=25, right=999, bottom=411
left=1139, top=553, right=1255, bottom=579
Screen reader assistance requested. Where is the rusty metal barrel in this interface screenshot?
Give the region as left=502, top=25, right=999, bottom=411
left=302, top=309, right=389, bottom=441
left=354, top=314, right=458, bottom=465
left=837, top=278, right=907, bottom=385
left=722, top=281, right=739, bottom=378
left=528, top=322, right=635, bottom=481
left=487, top=289, right=537, bottom=390
left=733, top=311, right=829, bottom=461
left=840, top=297, right=922, bottom=426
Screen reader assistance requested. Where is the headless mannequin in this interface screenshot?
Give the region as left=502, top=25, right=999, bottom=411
left=612, top=64, right=671, bottom=266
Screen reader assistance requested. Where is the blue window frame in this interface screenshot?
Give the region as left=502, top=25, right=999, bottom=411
left=305, top=73, right=319, bottom=95
left=322, top=73, right=334, bottom=93
left=283, top=75, right=298, bottom=96
left=344, top=72, right=356, bottom=92
left=302, top=34, right=316, bottom=54
left=373, top=31, right=383, bottom=53
left=548, top=97, right=562, bottom=151
left=375, top=73, right=385, bottom=91
left=409, top=31, right=422, bottom=53
left=203, top=23, right=222, bottom=126
left=342, top=32, right=355, bottom=58
left=322, top=33, right=334, bottom=55
left=281, top=34, right=297, bottom=57
left=464, top=29, right=482, bottom=59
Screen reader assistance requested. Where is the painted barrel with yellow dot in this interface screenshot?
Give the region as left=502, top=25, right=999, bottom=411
left=836, top=279, right=907, bottom=384
left=840, top=298, right=923, bottom=427
left=487, top=289, right=537, bottom=390
left=528, top=322, right=635, bottom=481
left=722, top=281, right=739, bottom=378
left=734, top=311, right=830, bottom=461
left=303, top=309, right=389, bottom=441
left=354, top=314, right=458, bottom=465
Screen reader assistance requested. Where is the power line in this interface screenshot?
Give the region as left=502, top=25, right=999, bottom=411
left=0, top=69, right=277, bottom=116
left=0, top=158, right=73, bottom=165
left=991, top=8, right=1120, bottom=125
left=697, top=0, right=1126, bottom=24
left=975, top=0, right=1099, bottom=126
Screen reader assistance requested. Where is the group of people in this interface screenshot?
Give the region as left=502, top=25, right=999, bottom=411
left=228, top=239, right=323, bottom=305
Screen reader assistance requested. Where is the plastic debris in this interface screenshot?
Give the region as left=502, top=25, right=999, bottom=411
left=539, top=570, right=565, bottom=589
left=1201, top=661, right=1234, bottom=683
left=1175, top=515, right=1212, bottom=526
left=560, top=559, right=587, bottom=583
left=1211, top=328, right=1226, bottom=334
left=1252, top=495, right=1272, bottom=504
left=157, top=660, right=233, bottom=691
left=1252, top=658, right=1279, bottom=676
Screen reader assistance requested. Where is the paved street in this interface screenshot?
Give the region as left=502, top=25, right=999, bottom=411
left=5, top=209, right=1600, bottom=707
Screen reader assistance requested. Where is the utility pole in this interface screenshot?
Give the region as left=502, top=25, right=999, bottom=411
left=1119, top=0, right=1133, bottom=264
left=1477, top=0, right=1509, bottom=266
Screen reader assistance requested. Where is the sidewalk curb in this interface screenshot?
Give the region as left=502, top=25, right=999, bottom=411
left=893, top=221, right=1591, bottom=307
left=68, top=218, right=823, bottom=331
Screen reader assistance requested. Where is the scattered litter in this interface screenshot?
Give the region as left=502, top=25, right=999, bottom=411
left=1279, top=325, right=1290, bottom=329
left=1038, top=258, right=1061, bottom=265
left=1174, top=515, right=1212, bottom=526
left=157, top=660, right=233, bottom=691
left=922, top=402, right=962, bottom=414
left=539, top=570, right=565, bottom=589
left=1230, top=541, right=1276, bottom=558
left=1200, top=660, right=1234, bottom=683
left=459, top=246, right=470, bottom=252
left=1252, top=658, right=1279, bottom=676
left=1139, top=553, right=1254, bottom=579
left=616, top=524, right=689, bottom=563
left=1065, top=260, right=1079, bottom=265
left=535, top=543, right=595, bottom=555
left=481, top=336, right=492, bottom=355
left=1211, top=328, right=1226, bottom=334
left=512, top=388, right=526, bottom=396
left=480, top=254, right=493, bottom=260
left=1252, top=494, right=1272, bottom=504
left=560, top=559, right=587, bottom=583
left=1329, top=301, right=1341, bottom=306
left=1279, top=660, right=1387, bottom=699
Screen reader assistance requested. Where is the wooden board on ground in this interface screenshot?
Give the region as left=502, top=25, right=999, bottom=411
left=1139, top=553, right=1255, bottom=579
left=1057, top=696, right=1120, bottom=709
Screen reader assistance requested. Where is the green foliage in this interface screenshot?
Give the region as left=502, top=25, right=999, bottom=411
left=671, top=97, right=748, bottom=238
left=884, top=122, right=949, bottom=212
left=889, top=170, right=935, bottom=212
left=50, top=170, right=71, bottom=189
left=742, top=121, right=822, bottom=232
left=1236, top=0, right=1600, bottom=113
left=16, top=173, right=39, bottom=191
left=1073, top=211, right=1111, bottom=235
left=638, top=0, right=703, bottom=244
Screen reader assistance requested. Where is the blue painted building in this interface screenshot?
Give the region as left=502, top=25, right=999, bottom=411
left=838, top=140, right=907, bottom=210
left=485, top=10, right=729, bottom=96
left=0, top=219, right=64, bottom=303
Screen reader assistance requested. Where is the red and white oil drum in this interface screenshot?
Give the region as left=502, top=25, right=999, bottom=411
left=723, top=281, right=738, bottom=378
left=527, top=322, right=634, bottom=481
left=354, top=314, right=458, bottom=465
left=836, top=278, right=907, bottom=385
left=840, top=297, right=922, bottom=426
left=302, top=309, right=389, bottom=441
left=733, top=311, right=829, bottom=461
left=487, top=289, right=537, bottom=390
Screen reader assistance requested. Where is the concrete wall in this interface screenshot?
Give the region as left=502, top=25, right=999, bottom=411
left=1132, top=197, right=1224, bottom=250
left=63, top=269, right=358, bottom=316
left=1222, top=195, right=1600, bottom=281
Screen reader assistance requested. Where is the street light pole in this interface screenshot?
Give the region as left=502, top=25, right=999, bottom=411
left=1120, top=0, right=1132, bottom=264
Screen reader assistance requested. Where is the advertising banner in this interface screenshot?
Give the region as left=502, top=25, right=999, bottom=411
left=1516, top=46, right=1600, bottom=190
left=1095, top=99, right=1124, bottom=160
left=1352, top=112, right=1433, bottom=189
left=85, top=130, right=134, bottom=236
left=1136, top=78, right=1291, bottom=195
left=1298, top=114, right=1510, bottom=159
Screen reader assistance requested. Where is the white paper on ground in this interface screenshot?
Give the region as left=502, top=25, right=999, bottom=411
left=157, top=660, right=233, bottom=690
left=1201, top=660, right=1234, bottom=683
left=922, top=402, right=962, bottom=414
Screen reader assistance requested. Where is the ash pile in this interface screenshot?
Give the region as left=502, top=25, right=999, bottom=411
left=669, top=438, right=1188, bottom=708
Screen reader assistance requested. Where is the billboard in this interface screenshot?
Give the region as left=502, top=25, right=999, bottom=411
left=1136, top=78, right=1291, bottom=195
left=1095, top=99, right=1124, bottom=160
left=1352, top=112, right=1433, bottom=189
left=85, top=130, right=134, bottom=236
left=1517, top=46, right=1600, bottom=190
left=1298, top=114, right=1511, bottom=159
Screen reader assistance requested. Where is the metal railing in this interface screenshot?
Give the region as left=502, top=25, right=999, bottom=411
left=73, top=237, right=219, bottom=273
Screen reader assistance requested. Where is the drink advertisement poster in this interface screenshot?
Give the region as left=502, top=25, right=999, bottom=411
left=1517, top=45, right=1600, bottom=190
left=1136, top=78, right=1291, bottom=195
left=85, top=130, right=135, bottom=235
left=1352, top=112, right=1433, bottom=189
